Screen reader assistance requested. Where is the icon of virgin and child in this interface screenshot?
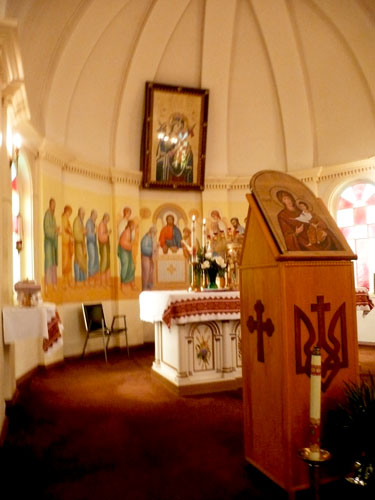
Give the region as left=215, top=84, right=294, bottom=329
left=155, top=112, right=194, bottom=184
left=276, top=190, right=343, bottom=252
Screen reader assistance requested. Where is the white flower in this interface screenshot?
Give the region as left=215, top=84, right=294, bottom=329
left=202, top=260, right=211, bottom=269
left=205, top=251, right=213, bottom=260
left=215, top=256, right=226, bottom=268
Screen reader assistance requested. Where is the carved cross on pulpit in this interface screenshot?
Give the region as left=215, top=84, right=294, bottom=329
left=247, top=300, right=274, bottom=362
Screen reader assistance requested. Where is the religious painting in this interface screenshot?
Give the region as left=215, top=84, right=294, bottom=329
left=250, top=170, right=356, bottom=258
left=151, top=204, right=190, bottom=290
left=141, top=82, right=209, bottom=191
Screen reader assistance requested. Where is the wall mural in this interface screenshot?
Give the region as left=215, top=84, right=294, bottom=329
left=42, top=198, right=246, bottom=303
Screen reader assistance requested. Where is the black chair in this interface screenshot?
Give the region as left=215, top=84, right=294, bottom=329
left=81, top=303, right=129, bottom=362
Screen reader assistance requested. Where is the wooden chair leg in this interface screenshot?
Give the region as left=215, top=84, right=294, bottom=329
left=125, top=330, right=129, bottom=357
left=82, top=333, right=89, bottom=358
left=123, top=316, right=130, bottom=357
left=101, top=326, right=108, bottom=363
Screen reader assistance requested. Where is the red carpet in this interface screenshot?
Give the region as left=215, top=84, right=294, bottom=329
left=0, top=344, right=371, bottom=499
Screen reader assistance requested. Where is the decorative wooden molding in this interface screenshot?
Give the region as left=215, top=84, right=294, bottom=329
left=293, top=159, right=375, bottom=184
left=204, top=177, right=250, bottom=190
left=39, top=151, right=142, bottom=186
left=38, top=149, right=375, bottom=191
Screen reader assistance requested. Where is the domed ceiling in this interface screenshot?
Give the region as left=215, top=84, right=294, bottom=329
left=6, top=0, right=375, bottom=178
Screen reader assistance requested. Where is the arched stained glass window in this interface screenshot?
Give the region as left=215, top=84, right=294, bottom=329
left=10, top=151, right=33, bottom=295
left=11, top=158, right=21, bottom=286
left=336, top=182, right=375, bottom=292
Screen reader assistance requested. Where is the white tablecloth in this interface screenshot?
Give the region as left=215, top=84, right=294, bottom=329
left=2, top=302, right=58, bottom=344
left=139, top=290, right=240, bottom=326
left=355, top=287, right=374, bottom=312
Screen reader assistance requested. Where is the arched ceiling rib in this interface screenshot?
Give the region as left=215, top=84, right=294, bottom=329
left=115, top=0, right=191, bottom=170
left=3, top=0, right=375, bottom=176
left=293, top=0, right=375, bottom=166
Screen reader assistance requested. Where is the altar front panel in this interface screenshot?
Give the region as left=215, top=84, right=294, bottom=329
left=139, top=290, right=242, bottom=394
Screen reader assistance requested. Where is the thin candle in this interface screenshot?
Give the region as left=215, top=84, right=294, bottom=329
left=191, top=215, right=196, bottom=262
left=309, top=346, right=321, bottom=460
left=202, top=218, right=206, bottom=249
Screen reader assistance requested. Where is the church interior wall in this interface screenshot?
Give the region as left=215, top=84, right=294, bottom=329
left=14, top=154, right=370, bottom=377
left=6, top=146, right=375, bottom=394
left=24, top=156, right=255, bottom=371
left=1, top=0, right=375, bottom=455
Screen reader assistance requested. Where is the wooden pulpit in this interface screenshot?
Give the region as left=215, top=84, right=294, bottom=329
left=240, top=171, right=359, bottom=497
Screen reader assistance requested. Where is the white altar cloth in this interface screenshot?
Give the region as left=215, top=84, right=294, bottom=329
left=2, top=302, right=60, bottom=344
left=139, top=290, right=240, bottom=326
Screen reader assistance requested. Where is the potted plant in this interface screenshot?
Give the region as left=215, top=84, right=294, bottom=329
left=333, top=374, right=375, bottom=487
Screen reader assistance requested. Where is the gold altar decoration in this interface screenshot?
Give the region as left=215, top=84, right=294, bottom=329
left=188, top=217, right=244, bottom=292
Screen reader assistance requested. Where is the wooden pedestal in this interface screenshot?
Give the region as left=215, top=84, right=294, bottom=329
left=240, top=194, right=359, bottom=495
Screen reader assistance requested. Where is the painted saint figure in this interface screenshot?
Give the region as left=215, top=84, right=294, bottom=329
left=44, top=198, right=59, bottom=290
left=296, top=201, right=328, bottom=247
left=181, top=227, right=193, bottom=260
left=159, top=214, right=182, bottom=253
left=61, top=205, right=74, bottom=288
left=230, top=217, right=245, bottom=236
left=118, top=206, right=132, bottom=241
left=118, top=219, right=136, bottom=292
left=209, top=210, right=227, bottom=238
left=276, top=190, right=342, bottom=252
left=73, top=207, right=87, bottom=283
left=141, top=225, right=157, bottom=290
left=86, top=209, right=99, bottom=285
left=98, top=212, right=111, bottom=287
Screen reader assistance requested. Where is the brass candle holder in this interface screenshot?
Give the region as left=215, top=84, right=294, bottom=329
left=189, top=261, right=201, bottom=292
left=298, top=447, right=331, bottom=500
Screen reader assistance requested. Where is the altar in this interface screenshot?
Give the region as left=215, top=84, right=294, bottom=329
left=2, top=302, right=63, bottom=352
left=139, top=290, right=242, bottom=395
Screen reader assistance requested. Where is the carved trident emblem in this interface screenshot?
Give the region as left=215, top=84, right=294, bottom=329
left=246, top=300, right=274, bottom=362
left=295, top=295, right=348, bottom=392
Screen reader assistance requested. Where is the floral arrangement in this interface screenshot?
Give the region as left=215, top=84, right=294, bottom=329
left=198, top=249, right=227, bottom=277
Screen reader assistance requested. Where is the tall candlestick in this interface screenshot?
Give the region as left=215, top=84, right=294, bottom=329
left=191, top=215, right=196, bottom=262
left=309, top=346, right=321, bottom=460
left=202, top=218, right=206, bottom=249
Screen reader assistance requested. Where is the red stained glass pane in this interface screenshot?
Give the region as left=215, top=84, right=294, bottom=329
left=366, top=193, right=375, bottom=205
left=11, top=177, right=17, bottom=191
left=340, top=227, right=351, bottom=239
left=354, top=206, right=367, bottom=225
left=353, top=183, right=365, bottom=201
left=337, top=198, right=353, bottom=210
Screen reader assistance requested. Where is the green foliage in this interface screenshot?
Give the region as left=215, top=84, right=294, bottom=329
left=338, top=374, right=375, bottom=461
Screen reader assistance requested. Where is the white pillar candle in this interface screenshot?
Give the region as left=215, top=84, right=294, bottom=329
left=202, top=218, right=206, bottom=249
left=191, top=215, right=196, bottom=262
left=309, top=346, right=321, bottom=460
left=17, top=213, right=23, bottom=240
